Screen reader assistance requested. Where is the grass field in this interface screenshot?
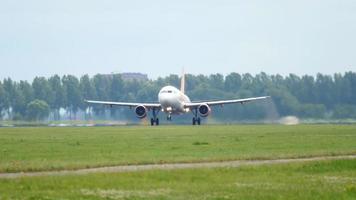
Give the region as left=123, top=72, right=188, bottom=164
left=0, top=159, right=355, bottom=199
left=0, top=125, right=355, bottom=173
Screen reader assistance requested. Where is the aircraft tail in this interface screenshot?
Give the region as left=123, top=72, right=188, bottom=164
left=180, top=69, right=185, bottom=94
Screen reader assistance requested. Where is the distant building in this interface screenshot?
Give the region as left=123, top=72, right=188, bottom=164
left=101, top=72, right=148, bottom=81
left=120, top=72, right=148, bottom=81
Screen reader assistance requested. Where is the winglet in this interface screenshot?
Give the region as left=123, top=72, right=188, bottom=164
left=180, top=68, right=185, bottom=94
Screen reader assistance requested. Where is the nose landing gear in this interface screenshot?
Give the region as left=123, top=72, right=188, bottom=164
left=167, top=114, right=172, bottom=121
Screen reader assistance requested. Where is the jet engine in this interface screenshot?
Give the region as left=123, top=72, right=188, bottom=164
left=198, top=104, right=211, bottom=117
left=135, top=105, right=147, bottom=118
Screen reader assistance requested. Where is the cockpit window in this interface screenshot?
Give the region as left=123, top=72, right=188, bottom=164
left=161, top=90, right=174, bottom=93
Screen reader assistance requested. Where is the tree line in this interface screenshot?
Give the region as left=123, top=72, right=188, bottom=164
left=0, top=72, right=356, bottom=121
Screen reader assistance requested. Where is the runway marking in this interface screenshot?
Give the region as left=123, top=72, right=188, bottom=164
left=0, top=155, right=355, bottom=179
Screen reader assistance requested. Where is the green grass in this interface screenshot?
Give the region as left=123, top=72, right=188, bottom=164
left=0, top=159, right=355, bottom=199
left=0, top=125, right=355, bottom=172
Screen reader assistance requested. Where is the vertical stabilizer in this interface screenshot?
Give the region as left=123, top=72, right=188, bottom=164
left=180, top=69, right=185, bottom=94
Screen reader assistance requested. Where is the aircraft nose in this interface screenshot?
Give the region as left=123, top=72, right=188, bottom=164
left=159, top=93, right=174, bottom=106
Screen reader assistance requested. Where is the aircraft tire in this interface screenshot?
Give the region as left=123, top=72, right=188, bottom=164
left=156, top=118, right=159, bottom=125
left=197, top=117, right=201, bottom=125
left=150, top=118, right=155, bottom=126
left=192, top=117, right=196, bottom=125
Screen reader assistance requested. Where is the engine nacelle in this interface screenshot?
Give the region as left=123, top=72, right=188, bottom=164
left=198, top=104, right=211, bottom=117
left=135, top=105, right=147, bottom=118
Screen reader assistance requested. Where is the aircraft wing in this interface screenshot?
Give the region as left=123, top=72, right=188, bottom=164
left=184, top=96, right=270, bottom=108
left=85, top=100, right=161, bottom=109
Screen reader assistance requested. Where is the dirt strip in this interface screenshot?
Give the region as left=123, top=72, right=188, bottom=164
left=1, top=155, right=355, bottom=179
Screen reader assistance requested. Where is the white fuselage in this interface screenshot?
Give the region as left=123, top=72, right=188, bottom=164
left=158, top=86, right=191, bottom=114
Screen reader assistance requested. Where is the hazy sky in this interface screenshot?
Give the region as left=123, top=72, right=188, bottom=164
left=1, top=0, right=356, bottom=80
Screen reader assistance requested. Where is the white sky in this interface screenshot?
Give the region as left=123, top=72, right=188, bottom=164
left=0, top=0, right=356, bottom=80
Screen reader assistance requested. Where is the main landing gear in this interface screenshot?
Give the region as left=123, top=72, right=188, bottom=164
left=192, top=117, right=201, bottom=125
left=150, top=108, right=159, bottom=126
left=150, top=118, right=159, bottom=126
left=192, top=107, right=201, bottom=125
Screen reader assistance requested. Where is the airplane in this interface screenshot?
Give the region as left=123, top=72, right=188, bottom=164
left=85, top=72, right=270, bottom=125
